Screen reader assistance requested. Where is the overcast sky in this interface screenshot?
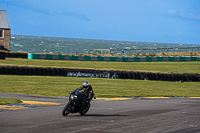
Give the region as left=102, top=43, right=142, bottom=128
left=1, top=0, right=200, bottom=44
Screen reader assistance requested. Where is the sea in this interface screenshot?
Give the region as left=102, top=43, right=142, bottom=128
left=10, top=35, right=200, bottom=55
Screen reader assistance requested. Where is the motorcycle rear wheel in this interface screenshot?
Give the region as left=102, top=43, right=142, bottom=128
left=62, top=102, right=71, bottom=116
left=79, top=102, right=90, bottom=116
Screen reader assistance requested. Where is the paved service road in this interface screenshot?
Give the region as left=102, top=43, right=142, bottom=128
left=0, top=93, right=200, bottom=133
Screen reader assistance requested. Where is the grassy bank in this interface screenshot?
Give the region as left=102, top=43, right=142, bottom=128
left=0, top=97, right=22, bottom=105
left=0, top=75, right=199, bottom=97
left=0, top=59, right=199, bottom=98
left=0, top=58, right=200, bottom=73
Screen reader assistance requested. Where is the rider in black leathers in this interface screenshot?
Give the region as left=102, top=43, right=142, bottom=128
left=76, top=81, right=94, bottom=101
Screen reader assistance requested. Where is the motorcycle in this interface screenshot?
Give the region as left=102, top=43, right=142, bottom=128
left=62, top=89, right=95, bottom=116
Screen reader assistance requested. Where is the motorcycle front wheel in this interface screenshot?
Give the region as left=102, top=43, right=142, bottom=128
left=62, top=102, right=71, bottom=116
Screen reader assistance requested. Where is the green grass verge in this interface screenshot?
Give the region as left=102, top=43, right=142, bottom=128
left=0, top=58, right=200, bottom=73
left=0, top=75, right=199, bottom=97
left=0, top=97, right=22, bottom=105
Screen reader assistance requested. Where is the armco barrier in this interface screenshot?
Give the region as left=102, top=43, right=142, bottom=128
left=27, top=53, right=200, bottom=62
left=0, top=66, right=199, bottom=82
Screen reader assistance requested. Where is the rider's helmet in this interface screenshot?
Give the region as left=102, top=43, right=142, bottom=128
left=83, top=81, right=90, bottom=91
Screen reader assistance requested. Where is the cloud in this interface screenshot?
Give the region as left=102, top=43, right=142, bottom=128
left=5, top=0, right=90, bottom=21
left=55, top=11, right=90, bottom=21
left=6, top=0, right=50, bottom=15
left=166, top=10, right=200, bottom=21
left=26, top=4, right=50, bottom=15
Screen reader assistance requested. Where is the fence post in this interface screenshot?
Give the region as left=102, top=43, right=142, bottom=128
left=148, top=49, right=150, bottom=55
left=186, top=47, right=187, bottom=53
left=167, top=48, right=169, bottom=55
left=135, top=49, right=137, bottom=54
left=160, top=48, right=162, bottom=53
left=128, top=49, right=130, bottom=55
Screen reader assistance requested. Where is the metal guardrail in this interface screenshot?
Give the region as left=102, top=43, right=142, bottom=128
left=94, top=47, right=200, bottom=55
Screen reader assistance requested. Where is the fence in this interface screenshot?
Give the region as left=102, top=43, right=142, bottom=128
left=94, top=47, right=200, bottom=55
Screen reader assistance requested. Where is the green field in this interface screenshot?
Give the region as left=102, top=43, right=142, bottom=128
left=0, top=58, right=200, bottom=98
left=0, top=75, right=199, bottom=98
left=0, top=58, right=200, bottom=73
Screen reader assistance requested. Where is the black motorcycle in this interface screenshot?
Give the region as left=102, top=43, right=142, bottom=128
left=62, top=89, right=95, bottom=116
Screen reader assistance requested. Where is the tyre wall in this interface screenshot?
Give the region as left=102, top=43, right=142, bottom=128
left=0, top=52, right=6, bottom=59
left=0, top=66, right=199, bottom=82
left=2, top=52, right=200, bottom=62
left=28, top=53, right=200, bottom=62
left=4, top=52, right=28, bottom=59
left=0, top=45, right=4, bottom=50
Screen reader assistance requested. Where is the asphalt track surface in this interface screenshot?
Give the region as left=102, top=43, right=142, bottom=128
left=0, top=93, right=200, bottom=133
